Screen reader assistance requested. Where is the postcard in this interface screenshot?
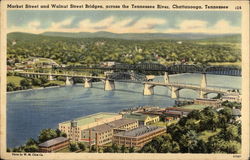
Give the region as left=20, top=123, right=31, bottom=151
left=0, top=0, right=249, bottom=160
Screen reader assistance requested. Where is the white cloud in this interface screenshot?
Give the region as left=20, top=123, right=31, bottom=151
left=179, top=20, right=207, bottom=30
left=27, top=21, right=40, bottom=28
left=50, top=18, right=73, bottom=29
left=7, top=17, right=240, bottom=34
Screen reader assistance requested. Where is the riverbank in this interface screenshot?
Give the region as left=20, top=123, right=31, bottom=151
left=7, top=85, right=62, bottom=94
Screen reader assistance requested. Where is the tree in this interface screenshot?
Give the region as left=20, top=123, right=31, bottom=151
left=129, top=146, right=135, bottom=153
left=38, top=128, right=57, bottom=143
left=61, top=132, right=67, bottom=138
left=32, top=78, right=42, bottom=86
left=103, top=146, right=113, bottom=153
left=223, top=141, right=240, bottom=153
left=179, top=130, right=199, bottom=153
left=111, top=143, right=119, bottom=153
left=20, top=79, right=32, bottom=87
left=55, top=128, right=62, bottom=137
left=7, top=82, right=16, bottom=91
left=24, top=144, right=39, bottom=152
left=26, top=138, right=38, bottom=146
left=69, top=142, right=79, bottom=152
left=223, top=124, right=239, bottom=141
left=140, top=145, right=157, bottom=153
left=40, top=76, right=48, bottom=84
left=120, top=145, right=126, bottom=153
left=78, top=142, right=86, bottom=151
left=187, top=110, right=201, bottom=120
left=193, top=139, right=207, bottom=153
left=90, top=145, right=97, bottom=152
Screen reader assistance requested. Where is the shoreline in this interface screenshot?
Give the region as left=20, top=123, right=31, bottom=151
left=7, top=85, right=62, bottom=94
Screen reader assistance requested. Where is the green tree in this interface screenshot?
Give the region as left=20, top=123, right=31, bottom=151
left=223, top=124, right=239, bottom=141
left=90, top=145, right=97, bottom=152
left=78, top=142, right=86, bottom=151
left=24, top=144, right=39, bottom=152
left=103, top=146, right=113, bottom=153
left=26, top=138, right=38, bottom=146
left=38, top=128, right=57, bottom=143
left=40, top=76, right=49, bottom=84
left=7, top=82, right=16, bottom=91
left=129, top=146, right=135, bottom=153
left=180, top=130, right=199, bottom=153
left=111, top=143, right=119, bottom=153
left=20, top=79, right=32, bottom=87
left=69, top=142, right=79, bottom=152
left=32, top=78, right=42, bottom=86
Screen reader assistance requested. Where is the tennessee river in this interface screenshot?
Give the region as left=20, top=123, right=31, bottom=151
left=7, top=74, right=241, bottom=148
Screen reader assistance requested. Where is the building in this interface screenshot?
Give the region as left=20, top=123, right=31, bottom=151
left=58, top=112, right=122, bottom=142
left=113, top=126, right=166, bottom=148
left=162, top=107, right=192, bottom=121
left=123, top=113, right=159, bottom=126
left=221, top=92, right=242, bottom=103
left=38, top=137, right=69, bottom=152
left=81, top=118, right=138, bottom=146
left=194, top=98, right=221, bottom=108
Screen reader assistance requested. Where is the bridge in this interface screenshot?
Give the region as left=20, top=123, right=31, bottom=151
left=16, top=71, right=236, bottom=99
left=143, top=73, right=228, bottom=98
left=54, top=63, right=242, bottom=76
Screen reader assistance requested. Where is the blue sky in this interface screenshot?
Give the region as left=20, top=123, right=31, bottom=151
left=7, top=10, right=241, bottom=34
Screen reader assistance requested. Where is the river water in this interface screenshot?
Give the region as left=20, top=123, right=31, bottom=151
left=7, top=73, right=241, bottom=148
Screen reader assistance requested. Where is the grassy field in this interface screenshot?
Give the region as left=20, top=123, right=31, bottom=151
left=180, top=104, right=207, bottom=110
left=198, top=128, right=221, bottom=142
left=7, top=76, right=25, bottom=86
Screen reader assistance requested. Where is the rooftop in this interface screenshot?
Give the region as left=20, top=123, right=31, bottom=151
left=90, top=118, right=137, bottom=133
left=123, top=113, right=157, bottom=121
left=114, top=126, right=165, bottom=138
left=38, top=137, right=68, bottom=148
left=59, top=112, right=119, bottom=126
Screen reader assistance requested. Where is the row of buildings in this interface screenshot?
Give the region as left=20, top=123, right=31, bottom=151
left=37, top=112, right=165, bottom=152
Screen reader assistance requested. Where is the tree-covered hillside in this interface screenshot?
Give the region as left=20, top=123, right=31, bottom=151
left=7, top=32, right=241, bottom=65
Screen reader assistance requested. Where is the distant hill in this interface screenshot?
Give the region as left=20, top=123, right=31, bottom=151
left=40, top=31, right=241, bottom=41
left=197, top=35, right=241, bottom=43
left=7, top=32, right=241, bottom=44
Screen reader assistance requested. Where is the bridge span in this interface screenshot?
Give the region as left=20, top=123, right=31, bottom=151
left=17, top=71, right=234, bottom=99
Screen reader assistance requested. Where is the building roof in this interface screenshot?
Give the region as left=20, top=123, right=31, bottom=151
left=59, top=112, right=119, bottom=127
left=91, top=118, right=137, bottom=133
left=38, top=137, right=68, bottom=148
left=114, top=126, right=165, bottom=138
left=123, top=113, right=157, bottom=121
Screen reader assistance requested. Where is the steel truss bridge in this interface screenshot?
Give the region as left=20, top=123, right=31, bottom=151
left=53, top=63, right=241, bottom=77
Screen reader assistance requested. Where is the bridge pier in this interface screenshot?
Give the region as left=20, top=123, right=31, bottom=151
left=84, top=78, right=92, bottom=88
left=199, top=90, right=208, bottom=99
left=164, top=72, right=170, bottom=84
left=65, top=76, right=72, bottom=86
left=143, top=84, right=154, bottom=95
left=201, top=73, right=207, bottom=88
left=104, top=79, right=115, bottom=91
left=171, top=86, right=180, bottom=99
